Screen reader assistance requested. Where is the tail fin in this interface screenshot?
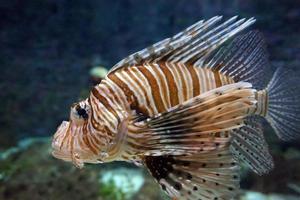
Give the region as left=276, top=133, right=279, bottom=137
left=266, top=67, right=300, bottom=140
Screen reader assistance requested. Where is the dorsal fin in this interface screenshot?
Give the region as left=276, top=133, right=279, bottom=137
left=204, top=30, right=272, bottom=89
left=108, top=16, right=255, bottom=75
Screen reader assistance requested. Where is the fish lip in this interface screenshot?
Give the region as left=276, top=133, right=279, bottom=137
left=51, top=120, right=72, bottom=161
left=51, top=149, right=72, bottom=162
left=52, top=121, right=70, bottom=143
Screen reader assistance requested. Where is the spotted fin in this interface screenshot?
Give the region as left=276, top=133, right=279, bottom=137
left=230, top=117, right=274, bottom=175
left=127, top=82, right=257, bottom=156
left=108, top=16, right=255, bottom=74
left=144, top=145, right=240, bottom=200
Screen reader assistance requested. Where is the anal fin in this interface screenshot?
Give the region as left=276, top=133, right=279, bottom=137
left=230, top=116, right=274, bottom=175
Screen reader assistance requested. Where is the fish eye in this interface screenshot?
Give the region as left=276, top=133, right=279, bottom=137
left=71, top=102, right=90, bottom=121
left=75, top=105, right=89, bottom=119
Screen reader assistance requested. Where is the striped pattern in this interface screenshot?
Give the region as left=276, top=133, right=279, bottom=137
left=253, top=90, right=268, bottom=116
left=53, top=63, right=268, bottom=163
left=106, top=63, right=235, bottom=117
left=94, top=63, right=236, bottom=161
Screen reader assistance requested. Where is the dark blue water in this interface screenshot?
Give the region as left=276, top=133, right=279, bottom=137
left=1, top=0, right=300, bottom=199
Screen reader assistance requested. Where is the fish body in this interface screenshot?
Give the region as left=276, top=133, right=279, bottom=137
left=52, top=16, right=300, bottom=199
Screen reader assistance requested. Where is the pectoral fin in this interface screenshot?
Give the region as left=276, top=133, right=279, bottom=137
left=127, top=82, right=257, bottom=156
left=144, top=145, right=240, bottom=200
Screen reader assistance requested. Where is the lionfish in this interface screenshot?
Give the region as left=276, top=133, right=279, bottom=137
left=52, top=16, right=300, bottom=199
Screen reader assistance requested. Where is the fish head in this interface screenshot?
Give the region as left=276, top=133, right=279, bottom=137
left=52, top=99, right=103, bottom=168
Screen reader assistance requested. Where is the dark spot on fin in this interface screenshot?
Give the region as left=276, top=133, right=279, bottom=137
left=144, top=156, right=175, bottom=181
left=144, top=148, right=240, bottom=199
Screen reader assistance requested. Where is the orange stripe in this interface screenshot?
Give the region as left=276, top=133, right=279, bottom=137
left=187, top=64, right=200, bottom=97
left=175, top=63, right=188, bottom=101
left=150, top=64, right=169, bottom=109
left=158, top=62, right=179, bottom=106
left=108, top=72, right=147, bottom=116
left=128, top=68, right=152, bottom=116
left=101, top=81, right=123, bottom=108
left=92, top=87, right=120, bottom=123
left=213, top=71, right=222, bottom=87
left=82, top=123, right=98, bottom=154
left=88, top=98, right=105, bottom=132
left=138, top=66, right=165, bottom=113
left=87, top=124, right=102, bottom=146
left=90, top=94, right=116, bottom=130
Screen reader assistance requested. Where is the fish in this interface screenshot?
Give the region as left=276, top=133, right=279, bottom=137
left=52, top=16, right=300, bottom=199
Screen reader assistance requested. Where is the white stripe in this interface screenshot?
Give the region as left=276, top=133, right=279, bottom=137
left=208, top=70, right=216, bottom=89
left=126, top=67, right=154, bottom=115
left=144, top=63, right=168, bottom=110
left=90, top=94, right=116, bottom=133
left=95, top=85, right=123, bottom=120
left=198, top=68, right=207, bottom=93
left=134, top=67, right=158, bottom=115
left=100, top=81, right=124, bottom=112
left=180, top=63, right=193, bottom=99
left=105, top=78, right=129, bottom=111
left=166, top=62, right=183, bottom=103
left=155, top=63, right=171, bottom=108
left=118, top=70, right=151, bottom=115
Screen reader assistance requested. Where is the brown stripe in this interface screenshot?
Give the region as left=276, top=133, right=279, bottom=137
left=92, top=87, right=120, bottom=123
left=87, top=124, right=102, bottom=146
left=186, top=64, right=200, bottom=97
left=213, top=70, right=222, bottom=88
left=203, top=69, right=211, bottom=91
left=60, top=123, right=71, bottom=150
left=212, top=63, right=224, bottom=72
left=101, top=81, right=123, bottom=108
left=82, top=123, right=98, bottom=154
left=108, top=72, right=147, bottom=116
left=78, top=130, right=87, bottom=150
left=88, top=98, right=106, bottom=132
left=138, top=66, right=165, bottom=113
left=128, top=68, right=152, bottom=116
left=90, top=95, right=116, bottom=130
left=150, top=64, right=170, bottom=109
left=158, top=62, right=179, bottom=106
left=175, top=63, right=188, bottom=101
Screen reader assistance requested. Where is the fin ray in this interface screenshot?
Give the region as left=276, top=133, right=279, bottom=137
left=230, top=117, right=274, bottom=175
left=144, top=146, right=240, bottom=200
left=266, top=67, right=300, bottom=140
left=128, top=82, right=256, bottom=155
left=205, top=30, right=272, bottom=89
left=108, top=16, right=255, bottom=74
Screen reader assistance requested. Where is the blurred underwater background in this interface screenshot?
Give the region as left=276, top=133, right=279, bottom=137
left=1, top=0, right=300, bottom=199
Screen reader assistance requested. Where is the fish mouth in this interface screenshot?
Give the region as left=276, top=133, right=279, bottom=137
left=51, top=121, right=72, bottom=162
left=51, top=120, right=101, bottom=167
left=52, top=149, right=72, bottom=162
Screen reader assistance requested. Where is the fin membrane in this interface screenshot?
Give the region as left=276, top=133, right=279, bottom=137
left=144, top=145, right=240, bottom=200
left=230, top=117, right=274, bottom=175
left=128, top=82, right=256, bottom=156
left=205, top=30, right=272, bottom=89
left=109, top=16, right=255, bottom=74
left=266, top=67, right=300, bottom=140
